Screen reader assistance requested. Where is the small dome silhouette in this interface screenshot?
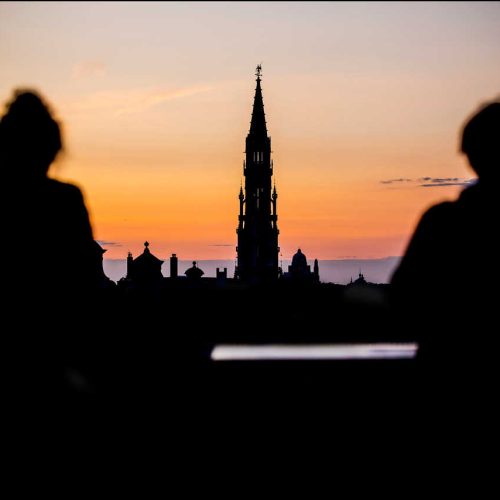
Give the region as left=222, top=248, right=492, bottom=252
left=291, top=248, right=307, bottom=268
left=353, top=272, right=367, bottom=285
left=185, top=261, right=204, bottom=279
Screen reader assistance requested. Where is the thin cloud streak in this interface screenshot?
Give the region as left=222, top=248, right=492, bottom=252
left=64, top=85, right=213, bottom=116
left=71, top=61, right=107, bottom=79
left=418, top=177, right=477, bottom=187
left=420, top=181, right=475, bottom=187
left=96, top=240, right=123, bottom=247
left=380, top=178, right=412, bottom=185
left=381, top=177, right=477, bottom=188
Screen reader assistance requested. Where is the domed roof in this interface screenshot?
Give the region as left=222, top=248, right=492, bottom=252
left=353, top=272, right=367, bottom=285
left=291, top=248, right=307, bottom=268
left=185, top=261, right=204, bottom=279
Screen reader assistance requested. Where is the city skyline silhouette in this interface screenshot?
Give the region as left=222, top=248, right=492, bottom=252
left=92, top=67, right=397, bottom=285
left=1, top=3, right=499, bottom=448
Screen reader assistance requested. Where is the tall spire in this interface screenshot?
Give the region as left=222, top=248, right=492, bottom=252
left=237, top=65, right=279, bottom=283
left=249, top=65, right=267, bottom=137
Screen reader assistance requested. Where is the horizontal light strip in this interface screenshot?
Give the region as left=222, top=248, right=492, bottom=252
left=211, top=343, right=418, bottom=361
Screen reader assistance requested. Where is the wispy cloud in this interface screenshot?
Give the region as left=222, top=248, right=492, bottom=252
left=71, top=61, right=106, bottom=79
left=380, top=177, right=477, bottom=188
left=97, top=240, right=123, bottom=247
left=65, top=85, right=213, bottom=116
left=380, top=178, right=412, bottom=185
left=418, top=177, right=477, bottom=188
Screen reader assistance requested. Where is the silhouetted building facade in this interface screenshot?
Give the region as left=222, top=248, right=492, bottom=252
left=117, top=67, right=324, bottom=290
left=283, top=249, right=320, bottom=283
left=126, top=241, right=164, bottom=285
left=236, top=66, right=280, bottom=283
left=185, top=261, right=204, bottom=280
left=170, top=253, right=178, bottom=278
left=93, top=240, right=116, bottom=289
left=216, top=267, right=228, bottom=287
left=349, top=272, right=367, bottom=286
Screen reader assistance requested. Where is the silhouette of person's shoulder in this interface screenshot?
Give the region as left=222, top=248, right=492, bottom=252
left=415, top=200, right=456, bottom=233
left=25, top=177, right=85, bottom=201
left=42, top=177, right=83, bottom=195
left=10, top=176, right=83, bottom=203
left=455, top=182, right=495, bottom=218
left=391, top=200, right=455, bottom=286
left=22, top=177, right=92, bottom=232
left=10, top=176, right=95, bottom=290
left=48, top=178, right=89, bottom=217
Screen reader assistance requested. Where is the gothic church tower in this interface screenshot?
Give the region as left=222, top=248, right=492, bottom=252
left=236, top=66, right=279, bottom=282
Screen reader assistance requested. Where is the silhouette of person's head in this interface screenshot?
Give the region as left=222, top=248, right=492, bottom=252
left=0, top=89, right=62, bottom=179
left=461, top=101, right=500, bottom=182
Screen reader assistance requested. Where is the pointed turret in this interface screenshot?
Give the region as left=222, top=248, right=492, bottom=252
left=238, top=183, right=245, bottom=230
left=313, top=258, right=320, bottom=282
left=272, top=182, right=278, bottom=229
left=249, top=67, right=268, bottom=138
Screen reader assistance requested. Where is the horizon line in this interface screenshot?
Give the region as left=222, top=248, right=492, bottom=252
left=103, top=256, right=403, bottom=261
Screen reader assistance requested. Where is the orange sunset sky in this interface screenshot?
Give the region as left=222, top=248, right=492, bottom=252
left=1, top=1, right=499, bottom=261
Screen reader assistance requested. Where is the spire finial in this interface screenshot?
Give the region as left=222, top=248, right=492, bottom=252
left=249, top=64, right=267, bottom=136
left=145, top=241, right=149, bottom=248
